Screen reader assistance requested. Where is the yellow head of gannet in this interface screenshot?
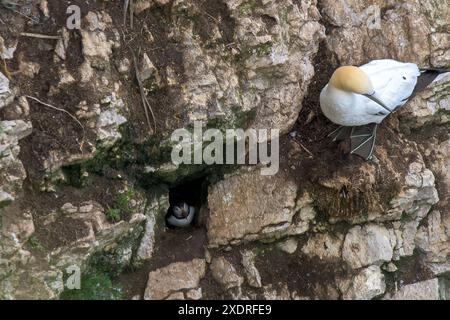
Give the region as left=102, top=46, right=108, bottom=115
left=329, top=66, right=391, bottom=112
left=330, top=66, right=374, bottom=95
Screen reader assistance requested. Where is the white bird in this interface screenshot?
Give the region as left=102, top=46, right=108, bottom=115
left=320, top=59, right=449, bottom=159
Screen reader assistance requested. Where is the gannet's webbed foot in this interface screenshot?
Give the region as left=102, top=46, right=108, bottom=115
left=328, top=126, right=353, bottom=142
left=350, top=124, right=378, bottom=160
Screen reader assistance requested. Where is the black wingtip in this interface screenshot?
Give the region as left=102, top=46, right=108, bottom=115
left=411, top=68, right=450, bottom=98
left=419, top=68, right=450, bottom=74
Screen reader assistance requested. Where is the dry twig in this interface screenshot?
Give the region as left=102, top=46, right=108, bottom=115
left=123, top=0, right=134, bottom=29
left=20, top=32, right=60, bottom=40
left=129, top=47, right=157, bottom=134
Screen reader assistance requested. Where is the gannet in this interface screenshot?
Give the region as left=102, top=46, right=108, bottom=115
left=320, top=59, right=449, bottom=159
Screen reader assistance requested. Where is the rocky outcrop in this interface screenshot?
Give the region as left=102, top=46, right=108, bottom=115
left=210, top=256, right=244, bottom=290
left=321, top=0, right=450, bottom=68
left=134, top=191, right=169, bottom=265
left=43, top=201, right=146, bottom=269
left=207, top=168, right=315, bottom=246
left=302, top=233, right=343, bottom=261
left=337, top=265, right=386, bottom=300
left=385, top=278, right=442, bottom=300
left=415, top=210, right=450, bottom=276
left=342, top=224, right=394, bottom=269
left=0, top=120, right=32, bottom=207
left=164, top=0, right=325, bottom=134
left=0, top=71, right=13, bottom=109
left=144, top=259, right=206, bottom=300
left=0, top=196, right=148, bottom=299
left=241, top=250, right=262, bottom=288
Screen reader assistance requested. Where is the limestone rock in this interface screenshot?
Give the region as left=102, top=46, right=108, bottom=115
left=276, top=238, right=298, bottom=254
left=399, top=75, right=450, bottom=129
left=96, top=94, right=128, bottom=147
left=81, top=11, right=114, bottom=68
left=139, top=53, right=160, bottom=85
left=241, top=250, right=262, bottom=288
left=262, top=283, right=293, bottom=300
left=322, top=0, right=450, bottom=67
left=152, top=0, right=326, bottom=135
left=0, top=120, right=33, bottom=207
left=337, top=265, right=386, bottom=300
left=135, top=192, right=169, bottom=264
left=385, top=278, right=441, bottom=300
left=415, top=210, right=450, bottom=275
left=207, top=169, right=315, bottom=246
left=46, top=201, right=146, bottom=269
left=210, top=256, right=244, bottom=290
left=0, top=36, right=17, bottom=60
left=144, top=259, right=206, bottom=300
left=342, top=224, right=395, bottom=269
left=0, top=71, right=13, bottom=109
left=302, top=233, right=344, bottom=261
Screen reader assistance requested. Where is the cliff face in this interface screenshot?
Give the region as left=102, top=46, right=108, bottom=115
left=0, top=0, right=449, bottom=300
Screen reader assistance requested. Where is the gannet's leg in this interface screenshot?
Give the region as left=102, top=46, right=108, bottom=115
left=350, top=124, right=378, bottom=160
left=328, top=126, right=353, bottom=142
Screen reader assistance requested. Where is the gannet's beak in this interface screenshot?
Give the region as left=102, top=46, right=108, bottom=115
left=362, top=93, right=392, bottom=113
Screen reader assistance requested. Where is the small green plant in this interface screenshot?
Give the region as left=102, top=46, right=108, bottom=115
left=105, top=188, right=136, bottom=223
left=27, top=236, right=44, bottom=251
left=60, top=271, right=123, bottom=300
left=105, top=207, right=121, bottom=223
left=116, top=188, right=135, bottom=211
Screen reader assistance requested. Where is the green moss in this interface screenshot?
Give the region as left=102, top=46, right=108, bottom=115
left=60, top=271, right=123, bottom=300
left=105, top=188, right=137, bottom=222
left=238, top=0, right=259, bottom=15
left=105, top=207, right=121, bottom=223
left=235, top=42, right=273, bottom=64
left=26, top=236, right=44, bottom=252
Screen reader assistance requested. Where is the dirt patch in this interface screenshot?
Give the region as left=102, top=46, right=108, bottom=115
left=191, top=0, right=236, bottom=45
left=385, top=251, right=436, bottom=293
left=118, top=226, right=207, bottom=299
left=255, top=243, right=347, bottom=299
left=34, top=216, right=89, bottom=251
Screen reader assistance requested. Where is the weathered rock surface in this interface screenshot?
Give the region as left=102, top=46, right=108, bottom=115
left=0, top=71, right=13, bottom=109
left=144, top=259, right=206, bottom=300
left=322, top=0, right=450, bottom=68
left=415, top=210, right=450, bottom=275
left=277, top=238, right=298, bottom=254
left=342, top=224, right=395, bottom=269
left=44, top=201, right=145, bottom=269
left=241, top=250, right=262, bottom=288
left=302, top=233, right=343, bottom=261
left=210, top=256, right=244, bottom=290
left=134, top=192, right=169, bottom=265
left=207, top=168, right=315, bottom=246
left=164, top=0, right=325, bottom=134
left=0, top=120, right=32, bottom=206
left=337, top=265, right=386, bottom=300
left=385, top=278, right=442, bottom=300
left=0, top=197, right=146, bottom=299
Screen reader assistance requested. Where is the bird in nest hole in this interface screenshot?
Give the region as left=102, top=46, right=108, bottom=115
left=166, top=202, right=196, bottom=228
